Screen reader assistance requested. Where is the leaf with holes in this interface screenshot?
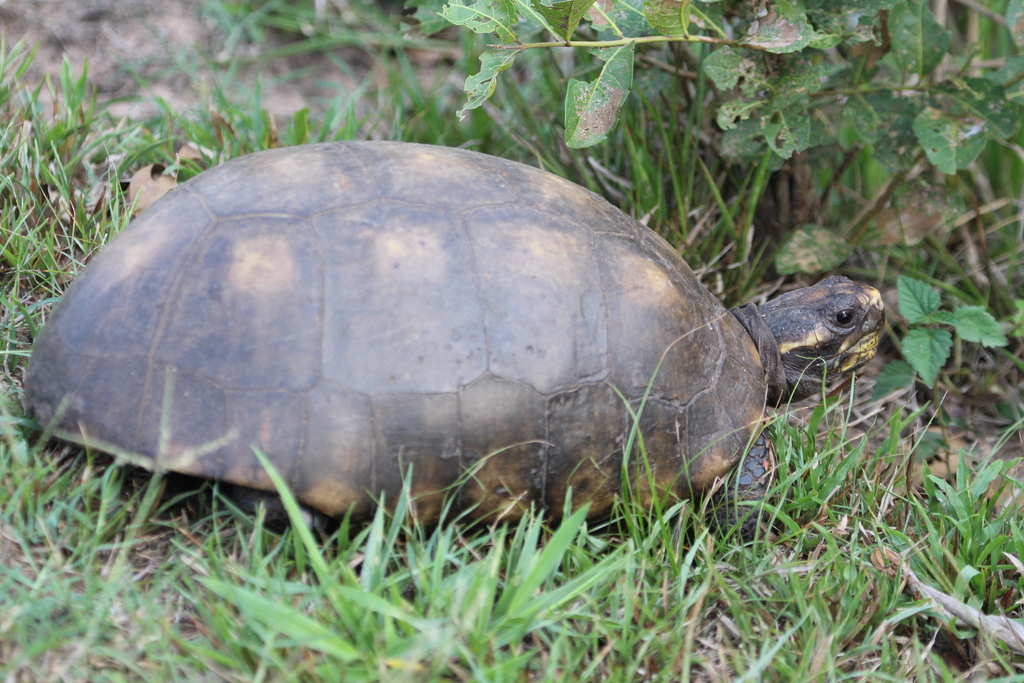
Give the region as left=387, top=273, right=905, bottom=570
left=703, top=46, right=741, bottom=91
left=762, top=105, right=810, bottom=158
left=912, top=107, right=987, bottom=174
left=935, top=78, right=1021, bottom=140
left=744, top=0, right=815, bottom=53
left=565, top=42, right=634, bottom=148
left=442, top=0, right=519, bottom=42
left=457, top=49, right=520, bottom=119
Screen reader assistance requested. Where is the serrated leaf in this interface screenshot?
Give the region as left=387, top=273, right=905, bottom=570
left=703, top=46, right=741, bottom=90
left=530, top=0, right=595, bottom=40
left=565, top=42, right=634, bottom=148
left=761, top=105, right=810, bottom=158
left=902, top=327, right=952, bottom=387
left=774, top=224, right=852, bottom=275
left=1008, top=0, right=1024, bottom=47
left=912, top=107, right=987, bottom=174
left=890, top=0, right=950, bottom=78
left=898, top=275, right=940, bottom=324
left=744, top=0, right=814, bottom=53
left=872, top=360, right=915, bottom=400
left=953, top=306, right=1008, bottom=347
left=457, top=49, right=520, bottom=119
left=203, top=580, right=359, bottom=661
left=442, top=0, right=519, bottom=41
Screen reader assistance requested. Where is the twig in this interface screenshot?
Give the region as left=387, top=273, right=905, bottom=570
left=873, top=547, right=1024, bottom=655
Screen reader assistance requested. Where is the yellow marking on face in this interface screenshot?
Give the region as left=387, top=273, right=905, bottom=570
left=228, top=234, right=296, bottom=295
left=838, top=329, right=881, bottom=372
left=777, top=328, right=826, bottom=355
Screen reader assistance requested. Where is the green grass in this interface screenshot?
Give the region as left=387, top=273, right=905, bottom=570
left=2, top=0, right=1024, bottom=680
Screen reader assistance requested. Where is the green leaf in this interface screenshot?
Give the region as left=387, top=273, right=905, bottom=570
left=761, top=104, right=810, bottom=158
left=902, top=327, right=952, bottom=387
left=530, top=0, right=595, bottom=40
left=935, top=79, right=1021, bottom=140
left=689, top=2, right=725, bottom=37
left=912, top=107, right=987, bottom=174
left=774, top=224, right=852, bottom=275
left=565, top=42, right=634, bottom=148
left=717, top=99, right=760, bottom=131
left=407, top=0, right=454, bottom=34
left=897, top=275, right=940, bottom=324
left=1008, top=0, right=1024, bottom=47
left=644, top=0, right=686, bottom=37
left=890, top=0, right=950, bottom=78
left=588, top=0, right=651, bottom=38
left=442, top=0, right=519, bottom=42
left=703, top=46, right=741, bottom=90
left=844, top=93, right=922, bottom=172
left=807, top=31, right=842, bottom=49
left=743, top=0, right=815, bottom=54
left=844, top=93, right=888, bottom=145
left=720, top=117, right=764, bottom=156
left=457, top=49, right=520, bottom=119
left=203, top=580, right=359, bottom=662
left=953, top=306, right=1008, bottom=347
left=872, top=360, right=914, bottom=400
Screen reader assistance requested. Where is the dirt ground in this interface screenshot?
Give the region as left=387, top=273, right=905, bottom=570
left=0, top=0, right=365, bottom=119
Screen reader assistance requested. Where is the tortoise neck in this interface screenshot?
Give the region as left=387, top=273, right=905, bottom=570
left=729, top=303, right=787, bottom=407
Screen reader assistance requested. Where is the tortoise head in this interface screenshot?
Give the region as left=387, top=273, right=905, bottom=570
left=731, top=276, right=885, bottom=406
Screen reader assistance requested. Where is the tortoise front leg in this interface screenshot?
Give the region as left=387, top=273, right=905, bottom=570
left=710, top=429, right=776, bottom=542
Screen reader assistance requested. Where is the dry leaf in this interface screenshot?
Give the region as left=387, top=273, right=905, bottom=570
left=176, top=144, right=203, bottom=163
left=128, top=163, right=177, bottom=216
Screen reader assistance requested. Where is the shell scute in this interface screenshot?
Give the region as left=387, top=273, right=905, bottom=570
left=313, top=201, right=487, bottom=395
left=154, top=215, right=322, bottom=393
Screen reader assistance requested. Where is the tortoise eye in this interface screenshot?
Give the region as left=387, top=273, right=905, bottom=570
left=835, top=309, right=855, bottom=326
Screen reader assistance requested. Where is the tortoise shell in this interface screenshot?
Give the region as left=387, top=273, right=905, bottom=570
left=26, top=141, right=767, bottom=523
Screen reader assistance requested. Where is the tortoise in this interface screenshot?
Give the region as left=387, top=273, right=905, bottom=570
left=25, top=141, right=884, bottom=531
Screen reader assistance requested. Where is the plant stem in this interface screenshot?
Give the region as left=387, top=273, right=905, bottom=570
left=495, top=34, right=756, bottom=51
